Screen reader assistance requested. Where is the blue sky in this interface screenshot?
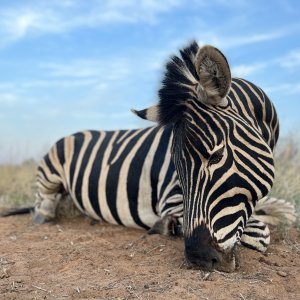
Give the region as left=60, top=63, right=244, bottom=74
left=0, top=0, right=300, bottom=163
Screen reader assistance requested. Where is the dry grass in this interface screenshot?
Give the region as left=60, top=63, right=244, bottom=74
left=0, top=138, right=299, bottom=222
left=271, top=137, right=300, bottom=226
left=0, top=159, right=80, bottom=218
left=0, top=159, right=36, bottom=208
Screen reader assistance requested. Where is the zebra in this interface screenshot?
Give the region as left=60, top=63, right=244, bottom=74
left=1, top=41, right=295, bottom=272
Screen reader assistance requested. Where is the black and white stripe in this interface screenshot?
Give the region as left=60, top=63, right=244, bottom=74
left=35, top=127, right=183, bottom=230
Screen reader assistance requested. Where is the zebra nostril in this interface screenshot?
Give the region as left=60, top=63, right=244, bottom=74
left=211, top=257, right=218, bottom=266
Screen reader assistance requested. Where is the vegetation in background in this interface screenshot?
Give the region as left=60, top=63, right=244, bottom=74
left=271, top=137, right=300, bottom=226
left=0, top=139, right=299, bottom=222
left=0, top=159, right=80, bottom=218
left=0, top=159, right=36, bottom=208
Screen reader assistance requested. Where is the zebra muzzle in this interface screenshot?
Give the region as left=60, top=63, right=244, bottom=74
left=184, top=225, right=237, bottom=272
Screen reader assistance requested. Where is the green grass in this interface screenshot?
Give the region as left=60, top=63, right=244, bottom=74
left=0, top=139, right=299, bottom=222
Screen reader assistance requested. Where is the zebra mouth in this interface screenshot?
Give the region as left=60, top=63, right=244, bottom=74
left=212, top=243, right=240, bottom=273
left=184, top=225, right=238, bottom=272
left=185, top=246, right=238, bottom=273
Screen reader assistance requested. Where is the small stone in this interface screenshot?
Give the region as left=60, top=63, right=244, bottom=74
left=9, top=235, right=17, bottom=241
left=0, top=267, right=9, bottom=278
left=277, top=271, right=288, bottom=277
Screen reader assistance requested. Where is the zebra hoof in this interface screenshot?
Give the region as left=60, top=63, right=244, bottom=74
left=32, top=213, right=50, bottom=225
left=148, top=215, right=182, bottom=236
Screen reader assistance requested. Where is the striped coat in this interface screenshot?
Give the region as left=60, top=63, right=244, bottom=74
left=37, top=126, right=182, bottom=229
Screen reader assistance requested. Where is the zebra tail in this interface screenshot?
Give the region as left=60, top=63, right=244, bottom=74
left=253, top=197, right=296, bottom=226
left=0, top=207, right=34, bottom=217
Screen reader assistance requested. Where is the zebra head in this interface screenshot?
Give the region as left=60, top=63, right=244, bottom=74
left=133, top=41, right=275, bottom=272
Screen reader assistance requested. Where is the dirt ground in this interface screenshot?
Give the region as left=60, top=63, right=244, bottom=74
left=0, top=215, right=299, bottom=300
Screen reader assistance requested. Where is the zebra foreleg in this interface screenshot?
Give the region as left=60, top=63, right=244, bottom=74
left=253, top=196, right=296, bottom=225
left=240, top=196, right=296, bottom=252
left=152, top=192, right=184, bottom=236
left=240, top=216, right=270, bottom=252
left=33, top=192, right=62, bottom=224
left=148, top=215, right=183, bottom=236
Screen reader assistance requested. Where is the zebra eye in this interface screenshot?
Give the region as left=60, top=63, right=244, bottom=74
left=208, top=146, right=224, bottom=166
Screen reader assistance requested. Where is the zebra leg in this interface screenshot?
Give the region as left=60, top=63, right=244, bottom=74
left=148, top=215, right=183, bottom=236
left=34, top=161, right=65, bottom=224
left=253, top=196, right=296, bottom=225
left=149, top=195, right=184, bottom=236
left=33, top=192, right=62, bottom=224
left=240, top=196, right=296, bottom=252
left=240, top=216, right=270, bottom=252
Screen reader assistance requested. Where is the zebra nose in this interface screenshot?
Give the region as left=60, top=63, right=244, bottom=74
left=184, top=225, right=221, bottom=270
left=185, top=245, right=220, bottom=270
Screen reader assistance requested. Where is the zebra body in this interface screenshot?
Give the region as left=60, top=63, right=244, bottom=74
left=35, top=79, right=290, bottom=253
left=36, top=127, right=182, bottom=229
left=36, top=77, right=278, bottom=231
left=3, top=41, right=295, bottom=272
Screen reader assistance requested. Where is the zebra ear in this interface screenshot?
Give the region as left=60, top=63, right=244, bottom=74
left=195, top=45, right=231, bottom=106
left=131, top=105, right=159, bottom=122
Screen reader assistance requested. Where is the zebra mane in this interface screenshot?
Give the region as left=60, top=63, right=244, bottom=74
left=158, top=41, right=200, bottom=126
left=156, top=41, right=232, bottom=127
left=132, top=41, right=231, bottom=125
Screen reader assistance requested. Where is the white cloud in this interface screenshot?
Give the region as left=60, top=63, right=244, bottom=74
left=0, top=8, right=62, bottom=46
left=95, top=83, right=108, bottom=90
left=169, top=28, right=293, bottom=54
left=21, top=78, right=99, bottom=88
left=232, top=47, right=300, bottom=77
left=70, top=110, right=132, bottom=119
left=224, top=31, right=287, bottom=48
left=0, top=93, right=18, bottom=106
left=37, top=107, right=63, bottom=118
left=208, top=30, right=291, bottom=50
left=264, top=83, right=300, bottom=95
left=40, top=59, right=131, bottom=80
left=0, top=0, right=183, bottom=46
left=0, top=82, right=15, bottom=90
left=0, top=0, right=296, bottom=51
left=231, top=63, right=267, bottom=77
left=279, top=50, right=300, bottom=69
left=9, top=12, right=38, bottom=38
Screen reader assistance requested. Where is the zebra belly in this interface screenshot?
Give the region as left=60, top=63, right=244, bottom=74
left=73, top=180, right=160, bottom=230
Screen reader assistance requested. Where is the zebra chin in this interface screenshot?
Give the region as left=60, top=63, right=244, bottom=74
left=184, top=225, right=238, bottom=273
